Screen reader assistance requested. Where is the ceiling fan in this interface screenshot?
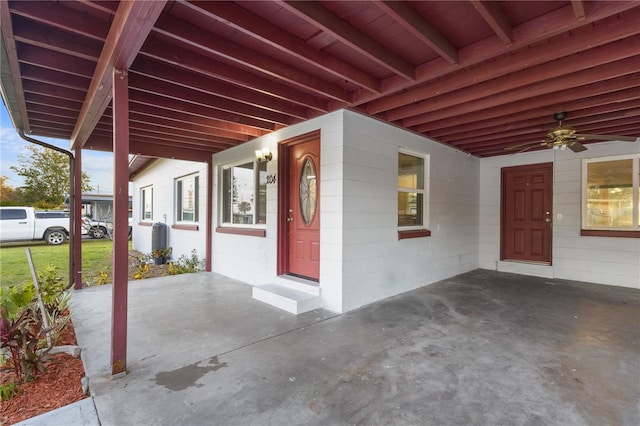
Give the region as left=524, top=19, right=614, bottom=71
left=505, top=111, right=638, bottom=153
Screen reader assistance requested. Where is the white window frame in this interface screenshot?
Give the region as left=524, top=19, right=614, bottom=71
left=141, top=185, right=153, bottom=222
left=582, top=153, right=640, bottom=231
left=175, top=173, right=199, bottom=223
left=398, top=150, right=429, bottom=231
left=219, top=159, right=267, bottom=228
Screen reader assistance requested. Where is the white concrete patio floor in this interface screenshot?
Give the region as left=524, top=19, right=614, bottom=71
left=66, top=269, right=639, bottom=425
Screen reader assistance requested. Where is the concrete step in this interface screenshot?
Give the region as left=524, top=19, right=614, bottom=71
left=272, top=275, right=320, bottom=295
left=252, top=283, right=321, bottom=314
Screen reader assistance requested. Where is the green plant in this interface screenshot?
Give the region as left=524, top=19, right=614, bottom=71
left=133, top=263, right=149, bottom=280
left=167, top=250, right=205, bottom=275
left=151, top=247, right=172, bottom=259
left=0, top=380, right=18, bottom=401
left=97, top=270, right=109, bottom=285
left=26, top=265, right=69, bottom=315
left=1, top=266, right=70, bottom=383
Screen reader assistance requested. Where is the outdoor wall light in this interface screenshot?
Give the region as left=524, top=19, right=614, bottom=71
left=255, top=147, right=273, bottom=162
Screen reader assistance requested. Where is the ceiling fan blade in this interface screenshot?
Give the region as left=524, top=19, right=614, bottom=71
left=574, top=134, right=638, bottom=142
left=568, top=141, right=587, bottom=153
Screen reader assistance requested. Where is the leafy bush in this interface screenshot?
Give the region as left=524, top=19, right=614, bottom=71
left=168, top=250, right=205, bottom=275
left=0, top=380, right=18, bottom=401
left=0, top=265, right=69, bottom=384
left=25, top=265, right=69, bottom=315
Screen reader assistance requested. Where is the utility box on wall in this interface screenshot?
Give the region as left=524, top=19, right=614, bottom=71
left=151, top=222, right=168, bottom=264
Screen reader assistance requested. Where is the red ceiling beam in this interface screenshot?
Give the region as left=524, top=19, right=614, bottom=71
left=128, top=115, right=247, bottom=145
left=129, top=90, right=277, bottom=132
left=366, top=6, right=640, bottom=115
left=375, top=1, right=458, bottom=65
left=407, top=56, right=640, bottom=128
left=132, top=57, right=311, bottom=120
left=85, top=136, right=215, bottom=169
left=128, top=72, right=295, bottom=126
left=572, top=0, right=587, bottom=20
left=451, top=108, right=640, bottom=148
left=153, top=15, right=352, bottom=104
left=71, top=1, right=167, bottom=150
left=470, top=1, right=513, bottom=45
left=418, top=73, right=640, bottom=136
left=281, top=0, right=415, bottom=80
left=455, top=120, right=640, bottom=151
left=429, top=87, right=640, bottom=138
left=424, top=85, right=640, bottom=135
left=11, top=15, right=102, bottom=62
left=25, top=93, right=82, bottom=111
left=25, top=103, right=80, bottom=119
left=188, top=0, right=381, bottom=93
left=389, top=34, right=640, bottom=122
left=140, top=39, right=329, bottom=113
left=22, top=80, right=85, bottom=103
left=127, top=128, right=238, bottom=150
left=87, top=129, right=235, bottom=153
left=125, top=102, right=266, bottom=138
left=8, top=0, right=110, bottom=42
left=19, top=64, right=91, bottom=91
left=433, top=98, right=640, bottom=142
left=353, top=1, right=639, bottom=107
left=17, top=44, right=95, bottom=77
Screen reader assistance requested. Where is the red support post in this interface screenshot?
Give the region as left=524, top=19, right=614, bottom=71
left=73, top=147, right=83, bottom=290
left=205, top=158, right=213, bottom=272
left=111, top=68, right=130, bottom=376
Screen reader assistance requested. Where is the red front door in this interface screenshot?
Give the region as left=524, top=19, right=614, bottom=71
left=285, top=136, right=320, bottom=280
left=501, top=163, right=553, bottom=264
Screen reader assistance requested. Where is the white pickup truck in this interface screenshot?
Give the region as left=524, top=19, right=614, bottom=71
left=0, top=207, right=70, bottom=245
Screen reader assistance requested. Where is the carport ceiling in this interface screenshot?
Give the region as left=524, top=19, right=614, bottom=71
left=1, top=1, right=639, bottom=161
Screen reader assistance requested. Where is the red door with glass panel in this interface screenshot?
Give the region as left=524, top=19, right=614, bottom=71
left=284, top=136, right=320, bottom=280
left=501, top=163, right=553, bottom=264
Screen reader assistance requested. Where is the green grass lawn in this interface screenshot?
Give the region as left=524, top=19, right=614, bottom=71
left=0, top=239, right=124, bottom=288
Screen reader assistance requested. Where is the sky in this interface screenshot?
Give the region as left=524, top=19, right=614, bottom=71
left=0, top=102, right=116, bottom=194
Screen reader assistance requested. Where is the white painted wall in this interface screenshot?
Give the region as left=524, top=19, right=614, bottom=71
left=211, top=109, right=480, bottom=313
left=480, top=141, right=640, bottom=289
left=131, top=158, right=208, bottom=263
left=212, top=110, right=346, bottom=312
left=340, top=111, right=480, bottom=311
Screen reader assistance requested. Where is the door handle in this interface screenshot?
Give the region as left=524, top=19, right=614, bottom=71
left=545, top=218, right=551, bottom=222
left=287, top=217, right=294, bottom=222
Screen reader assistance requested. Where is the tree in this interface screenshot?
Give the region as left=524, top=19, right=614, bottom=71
left=0, top=176, right=25, bottom=206
left=9, top=145, right=93, bottom=208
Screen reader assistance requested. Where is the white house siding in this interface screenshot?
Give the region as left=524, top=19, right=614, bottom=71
left=479, top=141, right=640, bottom=289
left=211, top=109, right=480, bottom=313
left=212, top=110, right=345, bottom=312
left=131, top=158, right=208, bottom=263
left=340, top=111, right=480, bottom=312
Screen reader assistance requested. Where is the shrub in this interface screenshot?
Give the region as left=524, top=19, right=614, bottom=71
left=168, top=250, right=205, bottom=275
left=0, top=266, right=69, bottom=384
left=0, top=380, right=18, bottom=401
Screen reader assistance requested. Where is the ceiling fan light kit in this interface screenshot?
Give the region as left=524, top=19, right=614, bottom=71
left=506, top=111, right=637, bottom=154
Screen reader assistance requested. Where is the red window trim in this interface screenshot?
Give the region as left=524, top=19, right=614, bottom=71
left=580, top=229, right=640, bottom=238
left=172, top=223, right=199, bottom=231
left=216, top=227, right=266, bottom=237
left=138, top=221, right=153, bottom=227
left=398, top=229, right=431, bottom=240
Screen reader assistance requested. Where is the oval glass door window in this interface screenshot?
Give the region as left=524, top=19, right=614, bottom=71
left=299, top=158, right=317, bottom=225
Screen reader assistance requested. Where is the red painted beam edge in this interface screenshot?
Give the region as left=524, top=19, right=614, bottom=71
left=215, top=227, right=266, bottom=238
left=398, top=229, right=432, bottom=240
left=581, top=230, right=640, bottom=238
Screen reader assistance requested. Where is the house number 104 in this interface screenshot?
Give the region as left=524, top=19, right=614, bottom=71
left=266, top=174, right=277, bottom=184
